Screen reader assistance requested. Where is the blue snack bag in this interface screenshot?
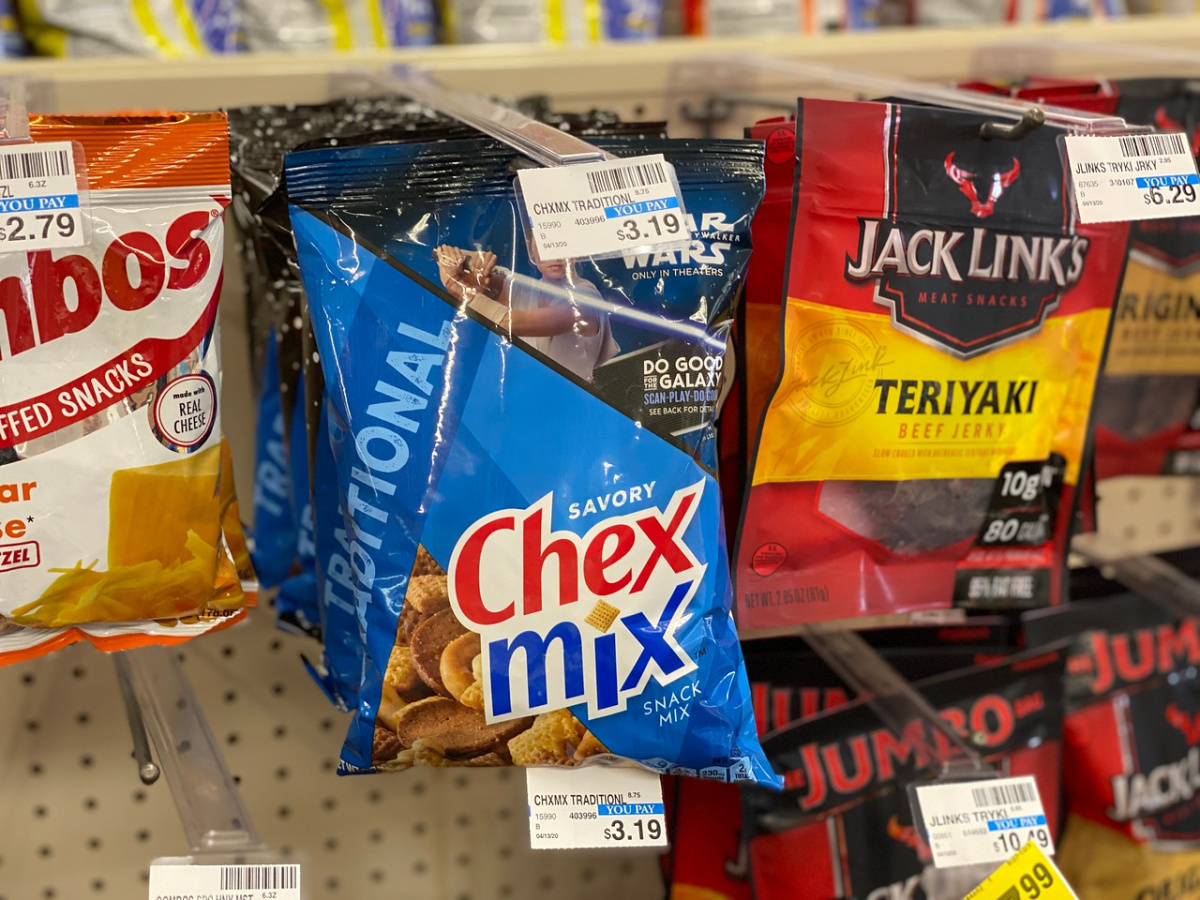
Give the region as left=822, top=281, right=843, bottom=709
left=250, top=328, right=299, bottom=589
left=275, top=388, right=320, bottom=636
left=287, top=135, right=779, bottom=784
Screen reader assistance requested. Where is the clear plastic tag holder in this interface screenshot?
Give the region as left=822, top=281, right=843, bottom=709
left=0, top=77, right=92, bottom=250
left=675, top=55, right=1136, bottom=137
left=1073, top=532, right=1200, bottom=622
left=973, top=36, right=1200, bottom=85
left=114, top=647, right=301, bottom=890
left=333, top=65, right=691, bottom=261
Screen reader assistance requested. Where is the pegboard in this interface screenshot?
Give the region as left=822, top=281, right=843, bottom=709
left=0, top=612, right=665, bottom=900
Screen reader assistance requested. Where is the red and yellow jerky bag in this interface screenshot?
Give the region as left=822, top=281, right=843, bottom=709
left=736, top=98, right=1130, bottom=633
left=1027, top=596, right=1200, bottom=900
left=0, top=112, right=254, bottom=662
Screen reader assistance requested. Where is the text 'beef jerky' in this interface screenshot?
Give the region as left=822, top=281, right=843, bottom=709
left=286, top=134, right=779, bottom=783
left=736, top=98, right=1130, bottom=632
left=743, top=648, right=1067, bottom=900
left=1027, top=596, right=1200, bottom=900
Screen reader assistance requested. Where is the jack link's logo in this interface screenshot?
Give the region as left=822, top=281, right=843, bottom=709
left=886, top=815, right=932, bottom=864
left=448, top=483, right=704, bottom=723
left=944, top=154, right=1021, bottom=219
left=1167, top=703, right=1200, bottom=745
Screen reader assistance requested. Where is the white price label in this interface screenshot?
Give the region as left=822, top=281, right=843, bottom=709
left=517, top=153, right=688, bottom=260
left=916, top=776, right=1054, bottom=868
left=148, top=863, right=301, bottom=899
left=0, top=140, right=85, bottom=251
left=1066, top=132, right=1200, bottom=224
left=526, top=765, right=668, bottom=850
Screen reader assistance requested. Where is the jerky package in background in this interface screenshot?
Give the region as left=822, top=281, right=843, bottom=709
left=0, top=112, right=255, bottom=662
left=287, top=133, right=780, bottom=782
left=663, top=621, right=1018, bottom=900
left=736, top=98, right=1131, bottom=633
left=1026, top=596, right=1200, bottom=900
left=965, top=77, right=1200, bottom=480
left=742, top=648, right=1067, bottom=900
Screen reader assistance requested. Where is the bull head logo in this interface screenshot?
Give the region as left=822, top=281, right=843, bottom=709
left=1166, top=703, right=1200, bottom=745
left=1153, top=106, right=1200, bottom=158
left=886, top=815, right=932, bottom=863
left=944, top=153, right=1021, bottom=218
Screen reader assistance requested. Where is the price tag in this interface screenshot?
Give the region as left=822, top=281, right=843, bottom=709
left=148, top=862, right=301, bottom=899
left=965, top=842, right=1079, bottom=900
left=915, top=775, right=1054, bottom=868
left=526, top=765, right=668, bottom=850
left=1065, top=133, right=1200, bottom=224
left=0, top=141, right=86, bottom=251
left=517, top=153, right=689, bottom=261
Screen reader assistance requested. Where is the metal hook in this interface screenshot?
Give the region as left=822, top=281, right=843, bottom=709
left=114, top=654, right=160, bottom=785
left=981, top=107, right=1046, bottom=141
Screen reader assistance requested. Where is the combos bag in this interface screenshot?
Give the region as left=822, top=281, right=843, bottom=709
left=0, top=112, right=253, bottom=661
left=664, top=621, right=1018, bottom=900
left=287, top=134, right=778, bottom=781
left=1026, top=596, right=1200, bottom=900
left=743, top=649, right=1067, bottom=900
left=737, top=98, right=1130, bottom=632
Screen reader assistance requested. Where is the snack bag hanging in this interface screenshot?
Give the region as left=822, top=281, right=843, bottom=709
left=18, top=0, right=241, bottom=55
left=0, top=112, right=253, bottom=662
left=736, top=98, right=1130, bottom=633
left=743, top=648, right=1067, bottom=900
left=287, top=134, right=778, bottom=781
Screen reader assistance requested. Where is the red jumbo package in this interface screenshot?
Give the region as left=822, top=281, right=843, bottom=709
left=736, top=98, right=1130, bottom=633
left=1026, top=596, right=1200, bottom=899
left=741, top=648, right=1067, bottom=900
left=664, top=621, right=1019, bottom=900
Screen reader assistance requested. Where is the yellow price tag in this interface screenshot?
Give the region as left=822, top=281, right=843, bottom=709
left=966, top=842, right=1079, bottom=900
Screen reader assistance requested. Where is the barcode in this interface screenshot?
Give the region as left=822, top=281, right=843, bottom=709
left=0, top=147, right=71, bottom=181
left=971, top=781, right=1037, bottom=807
left=586, top=160, right=668, bottom=195
left=1119, top=133, right=1188, bottom=158
left=219, top=865, right=299, bottom=891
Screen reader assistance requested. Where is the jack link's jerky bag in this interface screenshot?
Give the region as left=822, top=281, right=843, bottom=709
left=965, top=77, right=1200, bottom=480
left=742, top=648, right=1067, bottom=900
left=0, top=112, right=254, bottom=662
left=1026, top=596, right=1200, bottom=900
left=664, top=621, right=1018, bottom=900
left=737, top=98, right=1131, bottom=633
left=19, top=0, right=240, bottom=55
left=287, top=133, right=779, bottom=780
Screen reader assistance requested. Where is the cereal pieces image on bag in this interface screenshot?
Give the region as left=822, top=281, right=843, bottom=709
left=743, top=648, right=1067, bottom=900
left=736, top=98, right=1131, bottom=632
left=287, top=134, right=778, bottom=783
left=0, top=112, right=253, bottom=661
left=1026, top=596, right=1200, bottom=899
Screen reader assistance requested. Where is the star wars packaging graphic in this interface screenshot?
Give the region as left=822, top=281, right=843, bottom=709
left=240, top=0, right=435, bottom=50
left=664, top=621, right=1018, bottom=900
left=967, top=77, right=1200, bottom=481
left=442, top=0, right=663, bottom=43
left=287, top=133, right=778, bottom=780
left=736, top=98, right=1131, bottom=634
left=1026, top=595, right=1200, bottom=900
left=18, top=0, right=240, bottom=55
left=0, top=112, right=255, bottom=664
left=742, top=649, right=1067, bottom=900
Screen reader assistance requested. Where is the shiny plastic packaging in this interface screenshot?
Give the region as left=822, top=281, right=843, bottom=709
left=0, top=112, right=254, bottom=663
left=442, top=0, right=662, bottom=43
left=19, top=0, right=240, bottom=55
left=743, top=649, right=1066, bottom=900
left=1026, top=596, right=1200, bottom=899
left=240, top=0, right=435, bottom=50
left=287, top=134, right=779, bottom=781
left=736, top=98, right=1130, bottom=632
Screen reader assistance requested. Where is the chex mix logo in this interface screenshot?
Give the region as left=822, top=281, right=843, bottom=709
left=448, top=483, right=704, bottom=723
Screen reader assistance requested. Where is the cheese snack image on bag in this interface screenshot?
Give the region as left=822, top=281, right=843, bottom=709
left=1026, top=596, right=1200, bottom=900
left=0, top=112, right=253, bottom=663
left=742, top=648, right=1067, bottom=900
left=737, top=99, right=1130, bottom=632
left=287, top=134, right=779, bottom=781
